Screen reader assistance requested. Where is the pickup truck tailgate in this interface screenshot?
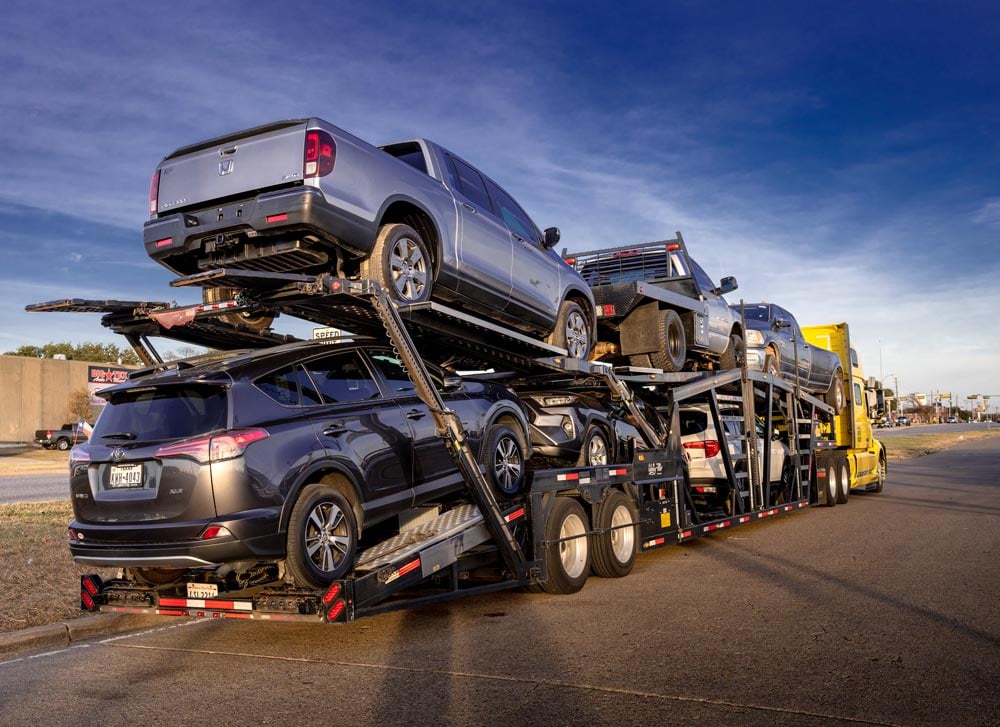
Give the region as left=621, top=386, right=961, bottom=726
left=156, top=121, right=308, bottom=215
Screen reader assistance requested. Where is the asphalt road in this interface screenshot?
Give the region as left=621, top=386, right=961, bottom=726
left=0, top=472, right=67, bottom=504
left=1, top=438, right=997, bottom=727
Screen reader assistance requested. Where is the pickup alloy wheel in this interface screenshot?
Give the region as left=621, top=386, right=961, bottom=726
left=363, top=223, right=432, bottom=304
left=549, top=300, right=591, bottom=359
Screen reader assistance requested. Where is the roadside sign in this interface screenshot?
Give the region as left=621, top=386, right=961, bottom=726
left=312, top=327, right=343, bottom=340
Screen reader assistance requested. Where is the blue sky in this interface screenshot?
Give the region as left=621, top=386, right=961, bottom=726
left=2, top=1, right=998, bottom=410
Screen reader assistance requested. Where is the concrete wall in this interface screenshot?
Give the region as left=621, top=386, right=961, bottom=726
left=0, top=356, right=95, bottom=442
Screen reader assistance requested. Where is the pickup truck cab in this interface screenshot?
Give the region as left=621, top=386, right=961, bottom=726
left=144, top=119, right=595, bottom=359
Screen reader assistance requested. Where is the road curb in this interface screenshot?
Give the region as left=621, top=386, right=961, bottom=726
left=0, top=613, right=161, bottom=659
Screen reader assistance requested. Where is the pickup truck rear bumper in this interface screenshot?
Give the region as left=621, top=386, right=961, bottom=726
left=144, top=187, right=375, bottom=276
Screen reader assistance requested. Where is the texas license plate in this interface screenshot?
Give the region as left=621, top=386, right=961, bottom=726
left=187, top=583, right=219, bottom=599
left=108, top=463, right=143, bottom=488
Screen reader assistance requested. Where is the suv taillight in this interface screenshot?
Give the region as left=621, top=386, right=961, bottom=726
left=683, top=440, right=720, bottom=458
left=303, top=130, right=336, bottom=178
left=155, top=429, right=269, bottom=464
left=148, top=169, right=160, bottom=216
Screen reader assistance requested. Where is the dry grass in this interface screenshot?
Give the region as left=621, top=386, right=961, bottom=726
left=882, top=429, right=1000, bottom=461
left=0, top=501, right=114, bottom=633
left=0, top=447, right=70, bottom=476
left=1, top=429, right=999, bottom=634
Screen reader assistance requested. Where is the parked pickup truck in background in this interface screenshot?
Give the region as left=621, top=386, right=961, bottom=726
left=34, top=423, right=88, bottom=451
left=143, top=118, right=595, bottom=359
left=565, top=232, right=743, bottom=371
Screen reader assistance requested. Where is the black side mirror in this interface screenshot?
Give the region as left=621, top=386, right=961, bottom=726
left=715, top=276, right=738, bottom=295
left=543, top=227, right=561, bottom=249
left=774, top=318, right=791, bottom=330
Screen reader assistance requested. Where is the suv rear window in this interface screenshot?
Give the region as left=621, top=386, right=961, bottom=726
left=95, top=385, right=228, bottom=441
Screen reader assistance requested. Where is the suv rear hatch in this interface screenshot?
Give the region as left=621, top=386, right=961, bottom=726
left=153, top=119, right=309, bottom=216
left=71, top=383, right=229, bottom=530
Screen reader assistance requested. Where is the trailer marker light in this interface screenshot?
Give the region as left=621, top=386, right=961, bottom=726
left=155, top=237, right=173, bottom=248
left=322, top=583, right=342, bottom=606
left=666, top=243, right=680, bottom=251
left=557, top=472, right=580, bottom=482
left=82, top=577, right=99, bottom=596
left=398, top=559, right=421, bottom=577
left=327, top=599, right=346, bottom=621
left=265, top=213, right=288, bottom=224
left=505, top=507, right=526, bottom=522
left=564, top=257, right=576, bottom=265
left=81, top=591, right=96, bottom=610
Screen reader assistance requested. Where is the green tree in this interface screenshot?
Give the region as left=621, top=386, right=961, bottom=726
left=4, top=341, right=140, bottom=366
left=67, top=387, right=101, bottom=424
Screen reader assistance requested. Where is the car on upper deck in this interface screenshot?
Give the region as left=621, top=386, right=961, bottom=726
left=66, top=340, right=531, bottom=591
left=566, top=233, right=743, bottom=372
left=143, top=118, right=594, bottom=358
left=735, top=302, right=845, bottom=414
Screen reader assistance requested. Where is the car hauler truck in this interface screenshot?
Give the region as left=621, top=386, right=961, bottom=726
left=802, top=323, right=887, bottom=504
left=30, top=266, right=858, bottom=625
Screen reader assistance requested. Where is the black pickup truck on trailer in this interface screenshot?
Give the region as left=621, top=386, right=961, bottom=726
left=30, top=260, right=851, bottom=624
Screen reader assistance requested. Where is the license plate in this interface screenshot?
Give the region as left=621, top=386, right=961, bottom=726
left=108, top=463, right=143, bottom=488
left=187, top=583, right=219, bottom=599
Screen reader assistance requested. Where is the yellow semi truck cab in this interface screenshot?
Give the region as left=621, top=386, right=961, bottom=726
left=802, top=323, right=887, bottom=498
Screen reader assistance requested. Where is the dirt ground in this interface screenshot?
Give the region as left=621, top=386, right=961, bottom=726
left=2, top=428, right=999, bottom=634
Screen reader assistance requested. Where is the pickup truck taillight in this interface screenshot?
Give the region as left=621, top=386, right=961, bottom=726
left=148, top=169, right=160, bottom=216
left=304, top=130, right=336, bottom=178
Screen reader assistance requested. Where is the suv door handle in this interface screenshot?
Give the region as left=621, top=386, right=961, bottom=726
left=322, top=423, right=348, bottom=437
left=405, top=409, right=427, bottom=420
left=461, top=202, right=478, bottom=214
left=511, top=232, right=528, bottom=244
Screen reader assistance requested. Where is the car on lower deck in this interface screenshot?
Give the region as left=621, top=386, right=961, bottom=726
left=66, top=341, right=530, bottom=590
left=518, top=388, right=656, bottom=466
left=680, top=403, right=791, bottom=513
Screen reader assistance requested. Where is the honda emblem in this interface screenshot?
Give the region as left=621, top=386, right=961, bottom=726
left=219, top=159, right=234, bottom=176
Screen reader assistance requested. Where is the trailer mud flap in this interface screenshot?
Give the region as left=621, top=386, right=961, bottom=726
left=619, top=301, right=659, bottom=355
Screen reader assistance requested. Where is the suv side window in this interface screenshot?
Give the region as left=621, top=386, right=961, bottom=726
left=302, top=351, right=380, bottom=404
left=485, top=180, right=539, bottom=244
left=255, top=365, right=302, bottom=406
left=448, top=155, right=494, bottom=213
left=368, top=351, right=444, bottom=396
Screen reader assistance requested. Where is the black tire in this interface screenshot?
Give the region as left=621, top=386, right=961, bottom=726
left=628, top=353, right=653, bottom=368
left=825, top=368, right=846, bottom=415
left=548, top=299, right=591, bottom=360
left=649, top=308, right=686, bottom=372
left=285, top=483, right=358, bottom=589
left=361, top=223, right=432, bottom=304
left=822, top=462, right=837, bottom=507
left=836, top=460, right=850, bottom=504
left=56, top=438, right=70, bottom=451
left=719, top=332, right=745, bottom=370
left=131, top=567, right=185, bottom=586
left=873, top=456, right=886, bottom=493
left=591, top=490, right=638, bottom=578
left=540, top=497, right=591, bottom=594
left=577, top=424, right=610, bottom=467
left=483, top=422, right=526, bottom=499
left=203, top=286, right=275, bottom=331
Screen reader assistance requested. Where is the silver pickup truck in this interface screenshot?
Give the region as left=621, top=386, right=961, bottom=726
left=144, top=119, right=595, bottom=358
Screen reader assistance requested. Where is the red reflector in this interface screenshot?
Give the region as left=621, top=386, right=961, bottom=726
left=327, top=599, right=346, bottom=621
left=83, top=577, right=99, bottom=596
left=155, top=238, right=172, bottom=248
left=504, top=507, right=526, bottom=522
left=323, top=583, right=342, bottom=606
left=265, top=213, right=288, bottom=224
left=601, top=304, right=615, bottom=316
left=201, top=526, right=225, bottom=539
left=81, top=591, right=96, bottom=610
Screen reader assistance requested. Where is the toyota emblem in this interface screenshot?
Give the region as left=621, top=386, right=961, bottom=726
left=110, top=447, right=127, bottom=462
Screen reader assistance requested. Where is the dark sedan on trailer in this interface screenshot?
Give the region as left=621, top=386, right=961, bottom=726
left=520, top=388, right=657, bottom=466
left=66, top=341, right=530, bottom=590
left=735, top=302, right=845, bottom=413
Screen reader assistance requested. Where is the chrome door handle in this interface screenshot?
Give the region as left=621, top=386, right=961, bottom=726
left=323, top=423, right=348, bottom=436
left=405, top=409, right=426, bottom=420
left=462, top=202, right=478, bottom=213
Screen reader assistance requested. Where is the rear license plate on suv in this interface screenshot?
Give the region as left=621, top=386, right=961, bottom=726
left=108, top=463, right=143, bottom=488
